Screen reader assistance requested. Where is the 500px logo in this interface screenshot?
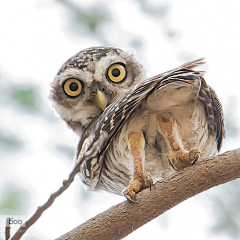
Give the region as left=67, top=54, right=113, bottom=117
left=0, top=215, right=26, bottom=227
left=8, top=218, right=23, bottom=225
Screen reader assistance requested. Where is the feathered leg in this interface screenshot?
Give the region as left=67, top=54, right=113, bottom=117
left=123, top=132, right=153, bottom=201
left=157, top=113, right=201, bottom=171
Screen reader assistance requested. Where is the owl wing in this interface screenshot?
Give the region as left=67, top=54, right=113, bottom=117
left=76, top=58, right=225, bottom=188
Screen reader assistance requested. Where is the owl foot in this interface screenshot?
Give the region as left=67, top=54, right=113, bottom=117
left=123, top=173, right=153, bottom=201
left=157, top=113, right=201, bottom=171
left=168, top=147, right=201, bottom=171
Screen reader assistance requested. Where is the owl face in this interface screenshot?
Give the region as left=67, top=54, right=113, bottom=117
left=50, top=47, right=146, bottom=135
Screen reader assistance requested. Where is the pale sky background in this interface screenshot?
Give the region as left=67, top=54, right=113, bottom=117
left=0, top=0, right=240, bottom=239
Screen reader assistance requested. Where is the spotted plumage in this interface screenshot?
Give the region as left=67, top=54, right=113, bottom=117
left=50, top=47, right=225, bottom=199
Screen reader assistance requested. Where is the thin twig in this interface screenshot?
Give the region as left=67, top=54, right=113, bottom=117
left=9, top=133, right=108, bottom=240
left=5, top=218, right=10, bottom=240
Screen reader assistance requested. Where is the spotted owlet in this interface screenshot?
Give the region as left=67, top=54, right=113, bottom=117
left=50, top=47, right=225, bottom=201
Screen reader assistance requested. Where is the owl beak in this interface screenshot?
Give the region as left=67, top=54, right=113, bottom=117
left=96, top=90, right=108, bottom=111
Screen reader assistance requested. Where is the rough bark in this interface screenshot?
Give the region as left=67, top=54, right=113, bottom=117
left=56, top=148, right=240, bottom=240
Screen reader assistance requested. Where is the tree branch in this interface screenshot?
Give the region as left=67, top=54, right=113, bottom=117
left=56, top=148, right=240, bottom=240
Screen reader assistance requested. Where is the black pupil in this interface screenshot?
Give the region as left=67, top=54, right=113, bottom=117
left=112, top=68, right=120, bottom=77
left=69, top=82, right=78, bottom=91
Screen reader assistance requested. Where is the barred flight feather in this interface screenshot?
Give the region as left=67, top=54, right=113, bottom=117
left=76, top=58, right=224, bottom=185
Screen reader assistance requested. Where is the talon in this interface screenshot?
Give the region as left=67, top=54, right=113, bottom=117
left=148, top=175, right=152, bottom=191
left=125, top=195, right=136, bottom=203
left=191, top=152, right=200, bottom=165
left=168, top=157, right=176, bottom=171
left=142, top=172, right=153, bottom=189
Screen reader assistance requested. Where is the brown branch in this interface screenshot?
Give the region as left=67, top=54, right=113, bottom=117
left=9, top=133, right=108, bottom=240
left=56, top=148, right=240, bottom=240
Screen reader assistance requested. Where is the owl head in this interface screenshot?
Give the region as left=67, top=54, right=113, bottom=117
left=50, top=47, right=146, bottom=135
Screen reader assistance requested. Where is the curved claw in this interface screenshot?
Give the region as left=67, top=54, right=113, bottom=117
left=125, top=195, right=136, bottom=203
left=191, top=153, right=200, bottom=165
left=148, top=175, right=152, bottom=191
left=168, top=157, right=176, bottom=171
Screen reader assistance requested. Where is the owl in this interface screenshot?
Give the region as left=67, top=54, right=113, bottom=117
left=50, top=47, right=225, bottom=201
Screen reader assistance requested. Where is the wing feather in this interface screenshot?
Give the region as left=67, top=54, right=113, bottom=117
left=76, top=58, right=225, bottom=186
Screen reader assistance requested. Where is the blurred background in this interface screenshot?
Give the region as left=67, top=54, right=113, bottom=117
left=1, top=0, right=240, bottom=239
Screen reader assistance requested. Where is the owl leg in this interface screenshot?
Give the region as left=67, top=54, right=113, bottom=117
left=123, top=132, right=153, bottom=201
left=157, top=113, right=201, bottom=171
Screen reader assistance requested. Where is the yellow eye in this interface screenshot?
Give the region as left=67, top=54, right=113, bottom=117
left=63, top=79, right=82, bottom=97
left=107, top=63, right=126, bottom=83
